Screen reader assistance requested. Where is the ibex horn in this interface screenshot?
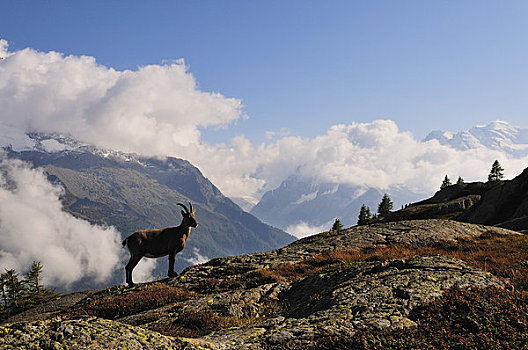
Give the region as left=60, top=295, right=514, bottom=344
left=177, top=203, right=190, bottom=214
left=188, top=202, right=194, bottom=213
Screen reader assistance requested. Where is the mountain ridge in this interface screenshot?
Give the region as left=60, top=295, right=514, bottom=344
left=381, top=165, right=528, bottom=233
left=251, top=120, right=528, bottom=234
left=1, top=133, right=295, bottom=292
left=424, top=120, right=528, bottom=156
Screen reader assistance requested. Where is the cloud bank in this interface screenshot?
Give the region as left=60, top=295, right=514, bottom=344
left=286, top=221, right=331, bottom=239
left=0, top=153, right=123, bottom=288
left=1, top=39, right=528, bottom=204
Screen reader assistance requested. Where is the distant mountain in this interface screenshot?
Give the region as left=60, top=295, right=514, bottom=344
left=250, top=174, right=423, bottom=234
left=424, top=120, right=528, bottom=157
left=251, top=121, right=528, bottom=236
left=230, top=196, right=258, bottom=212
left=2, top=132, right=295, bottom=289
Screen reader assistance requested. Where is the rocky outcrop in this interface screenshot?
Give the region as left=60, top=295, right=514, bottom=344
left=0, top=317, right=195, bottom=350
left=0, top=220, right=519, bottom=349
left=199, top=255, right=502, bottom=348
left=384, top=195, right=482, bottom=222
left=460, top=167, right=528, bottom=231
left=383, top=167, right=528, bottom=232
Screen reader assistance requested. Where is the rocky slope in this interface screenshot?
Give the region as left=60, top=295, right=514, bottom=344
left=460, top=167, right=528, bottom=231
left=1, top=219, right=520, bottom=349
left=383, top=166, right=528, bottom=233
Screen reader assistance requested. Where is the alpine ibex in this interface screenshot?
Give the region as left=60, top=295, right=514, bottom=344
left=122, top=202, right=197, bottom=286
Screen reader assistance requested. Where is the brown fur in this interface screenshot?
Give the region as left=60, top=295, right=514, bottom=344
left=122, top=202, right=197, bottom=286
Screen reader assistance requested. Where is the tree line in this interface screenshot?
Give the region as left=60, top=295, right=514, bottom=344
left=331, top=192, right=393, bottom=230
left=331, top=160, right=506, bottom=231
left=441, top=159, right=504, bottom=190
left=0, top=261, right=57, bottom=321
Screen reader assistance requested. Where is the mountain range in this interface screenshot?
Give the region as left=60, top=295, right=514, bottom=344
left=424, top=120, right=528, bottom=156
left=250, top=175, right=420, bottom=235
left=250, top=121, right=528, bottom=234
left=2, top=123, right=528, bottom=348
left=1, top=132, right=295, bottom=291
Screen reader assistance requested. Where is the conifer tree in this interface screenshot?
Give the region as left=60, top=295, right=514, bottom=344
left=0, top=274, right=7, bottom=307
left=440, top=175, right=452, bottom=189
left=488, top=160, right=504, bottom=182
left=332, top=218, right=344, bottom=231
left=377, top=193, right=393, bottom=216
left=25, top=261, right=43, bottom=295
left=1, top=269, right=24, bottom=307
left=457, top=176, right=464, bottom=185
left=24, top=261, right=56, bottom=306
left=357, top=204, right=372, bottom=225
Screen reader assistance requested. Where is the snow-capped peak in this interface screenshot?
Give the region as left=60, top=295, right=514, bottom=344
left=0, top=124, right=147, bottom=166
left=423, top=120, right=528, bottom=157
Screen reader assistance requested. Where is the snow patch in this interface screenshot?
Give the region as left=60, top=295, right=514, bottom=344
left=40, top=139, right=74, bottom=152
left=293, top=191, right=318, bottom=205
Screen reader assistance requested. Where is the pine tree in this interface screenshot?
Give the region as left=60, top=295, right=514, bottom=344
left=457, top=176, right=464, bottom=185
left=440, top=175, right=452, bottom=189
left=377, top=193, right=393, bottom=217
left=357, top=205, right=372, bottom=225
left=23, top=261, right=56, bottom=306
left=0, top=263, right=58, bottom=321
left=25, top=261, right=43, bottom=295
left=1, top=269, right=24, bottom=307
left=488, top=160, right=504, bottom=182
left=332, top=218, right=344, bottom=231
left=0, top=274, right=7, bottom=307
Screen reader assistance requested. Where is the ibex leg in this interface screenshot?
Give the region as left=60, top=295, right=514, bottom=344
left=125, top=255, right=142, bottom=287
left=168, top=251, right=177, bottom=278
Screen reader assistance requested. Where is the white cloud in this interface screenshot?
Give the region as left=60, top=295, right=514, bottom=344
left=129, top=258, right=157, bottom=285
left=286, top=221, right=332, bottom=239
left=1, top=40, right=528, bottom=206
left=183, top=247, right=210, bottom=265
left=0, top=39, right=8, bottom=59
left=0, top=154, right=123, bottom=289
left=0, top=41, right=243, bottom=154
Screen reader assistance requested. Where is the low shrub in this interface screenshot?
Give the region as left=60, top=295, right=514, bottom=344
left=152, top=309, right=252, bottom=338
left=66, top=285, right=195, bottom=319
left=312, top=285, right=528, bottom=349
left=265, top=284, right=528, bottom=349
left=260, top=232, right=528, bottom=292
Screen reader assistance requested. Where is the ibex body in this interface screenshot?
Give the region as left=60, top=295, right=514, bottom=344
left=122, top=202, right=197, bottom=286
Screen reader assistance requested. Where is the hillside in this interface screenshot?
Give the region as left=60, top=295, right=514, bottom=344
left=2, top=219, right=527, bottom=349
left=3, top=134, right=295, bottom=289
left=383, top=166, right=528, bottom=233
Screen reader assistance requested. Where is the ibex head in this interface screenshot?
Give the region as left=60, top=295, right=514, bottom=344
left=177, top=202, right=197, bottom=228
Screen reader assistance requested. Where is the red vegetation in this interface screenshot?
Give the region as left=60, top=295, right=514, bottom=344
left=151, top=309, right=251, bottom=338
left=311, top=285, right=528, bottom=349
left=65, top=284, right=195, bottom=319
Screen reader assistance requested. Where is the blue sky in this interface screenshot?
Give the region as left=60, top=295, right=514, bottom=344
left=3, top=1, right=528, bottom=144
